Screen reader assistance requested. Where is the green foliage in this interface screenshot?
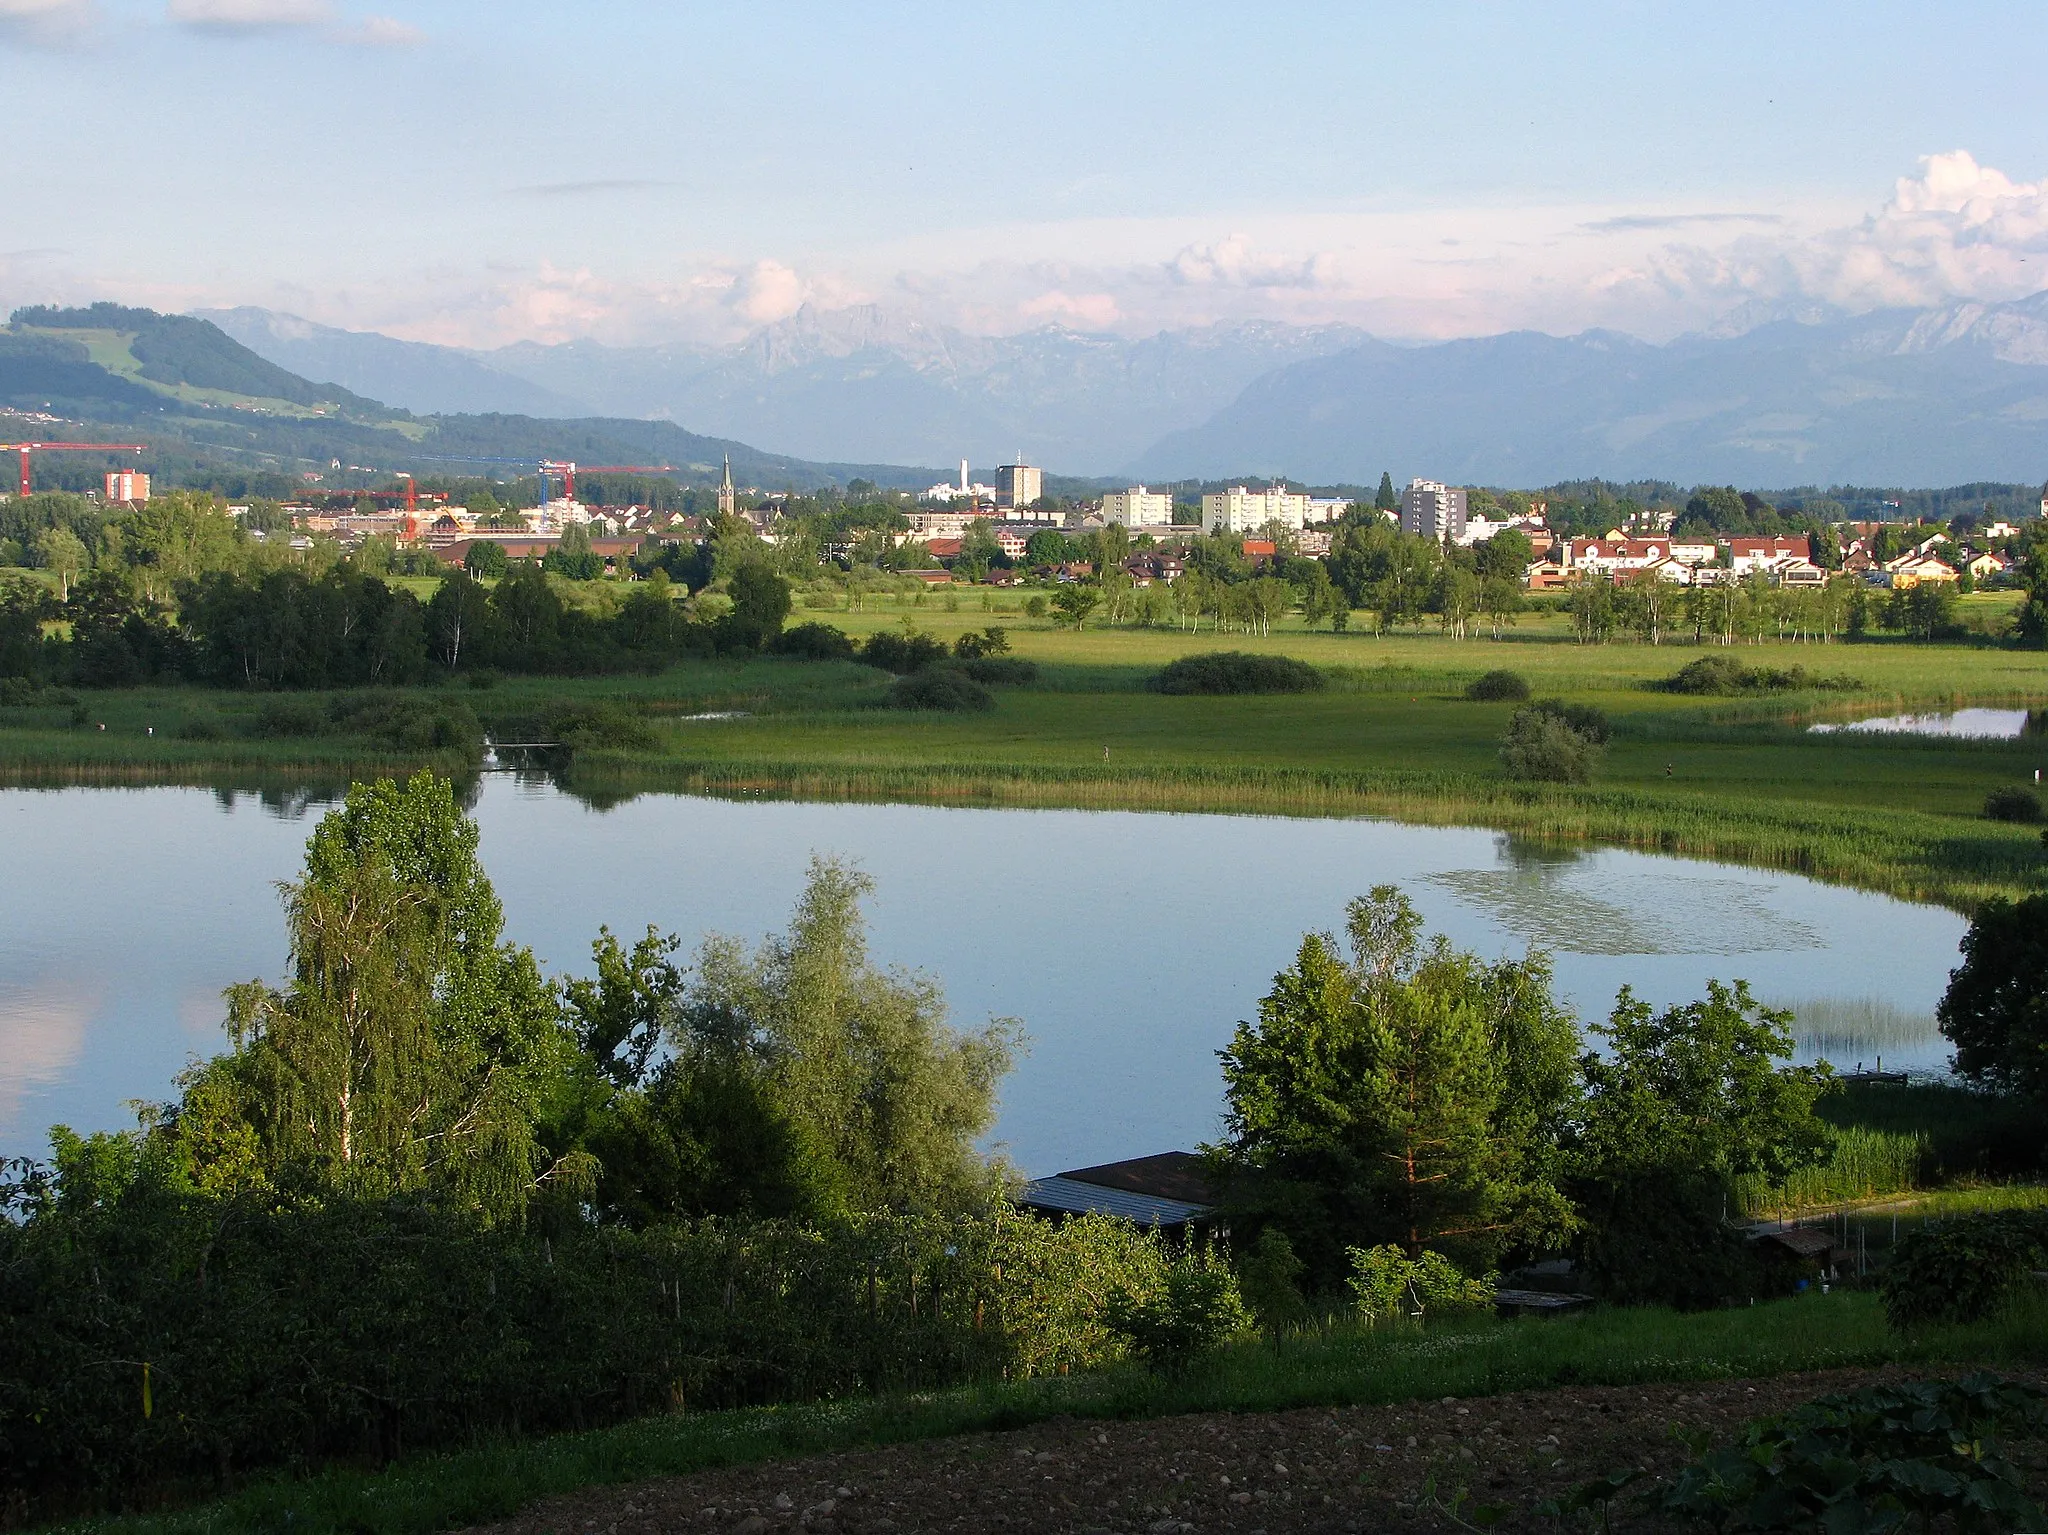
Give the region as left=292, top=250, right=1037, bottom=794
left=1212, top=886, right=1578, bottom=1283
left=1049, top=584, right=1101, bottom=628
left=861, top=625, right=952, bottom=673
left=717, top=562, right=792, bottom=652
left=771, top=621, right=858, bottom=660
left=952, top=656, right=1038, bottom=686
left=1499, top=703, right=1603, bottom=782
left=1151, top=650, right=1325, bottom=695
left=463, top=539, right=510, bottom=576
left=1465, top=668, right=1530, bottom=701
left=952, top=625, right=1010, bottom=659
left=1982, top=785, right=2041, bottom=822
left=1233, top=1226, right=1309, bottom=1330
left=1345, top=1244, right=1494, bottom=1323
left=1639, top=1373, right=2048, bottom=1533
left=1881, top=1210, right=2048, bottom=1327
left=1939, top=893, right=2048, bottom=1100
left=1575, top=982, right=1832, bottom=1307
left=1660, top=655, right=1862, bottom=694
left=1104, top=1246, right=1255, bottom=1372
left=679, top=857, right=1020, bottom=1216
left=171, top=773, right=571, bottom=1219
left=887, top=668, right=995, bottom=711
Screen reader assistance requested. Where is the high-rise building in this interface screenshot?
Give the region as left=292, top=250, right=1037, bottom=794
left=995, top=463, right=1042, bottom=512
left=1201, top=484, right=1312, bottom=534
left=104, top=470, right=150, bottom=504
left=1099, top=485, right=1176, bottom=527
left=1399, top=479, right=1467, bottom=541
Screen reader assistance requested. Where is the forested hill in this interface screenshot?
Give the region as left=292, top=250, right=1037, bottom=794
left=0, top=303, right=938, bottom=493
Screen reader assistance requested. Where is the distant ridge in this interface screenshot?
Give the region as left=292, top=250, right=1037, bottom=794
left=201, top=295, right=2048, bottom=486
left=0, top=303, right=940, bottom=492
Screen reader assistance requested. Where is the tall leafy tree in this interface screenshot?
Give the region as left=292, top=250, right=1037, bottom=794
left=1938, top=893, right=2048, bottom=1099
left=1572, top=981, right=1830, bottom=1305
left=1375, top=472, right=1398, bottom=512
left=173, top=774, right=576, bottom=1221
left=1212, top=887, right=1578, bottom=1282
left=678, top=856, right=1021, bottom=1215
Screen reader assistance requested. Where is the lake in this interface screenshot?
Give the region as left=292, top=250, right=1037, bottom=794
left=0, top=777, right=1969, bottom=1175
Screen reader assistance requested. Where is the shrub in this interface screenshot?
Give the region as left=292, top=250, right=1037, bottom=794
left=953, top=626, right=1011, bottom=659
left=545, top=702, right=656, bottom=751
left=1152, top=651, right=1325, bottom=695
left=1881, top=1209, right=2048, bottom=1327
left=329, top=695, right=484, bottom=754
left=1659, top=656, right=1863, bottom=694
left=861, top=628, right=952, bottom=674
left=771, top=621, right=857, bottom=661
left=0, top=675, right=40, bottom=706
left=1500, top=704, right=1604, bottom=783
left=887, top=669, right=994, bottom=712
left=1023, top=595, right=1048, bottom=619
left=1103, top=1247, right=1254, bottom=1372
left=1233, top=1227, right=1308, bottom=1331
left=177, top=712, right=228, bottom=741
left=1465, top=668, right=1531, bottom=701
left=952, top=656, right=1038, bottom=686
left=1530, top=696, right=1610, bottom=743
left=1346, top=1244, right=1495, bottom=1323
left=1984, top=786, right=2042, bottom=823
left=250, top=697, right=326, bottom=738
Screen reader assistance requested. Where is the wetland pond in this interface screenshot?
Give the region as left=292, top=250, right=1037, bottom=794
left=0, top=777, right=1968, bottom=1174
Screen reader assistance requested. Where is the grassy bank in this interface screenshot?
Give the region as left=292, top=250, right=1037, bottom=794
left=7, top=624, right=2048, bottom=909
left=49, top=1289, right=2048, bottom=1535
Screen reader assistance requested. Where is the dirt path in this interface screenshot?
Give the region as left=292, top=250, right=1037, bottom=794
left=465, top=1367, right=2047, bottom=1534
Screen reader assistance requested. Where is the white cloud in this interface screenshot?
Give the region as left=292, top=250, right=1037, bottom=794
left=0, top=0, right=96, bottom=46
left=1168, top=234, right=1337, bottom=290
left=730, top=259, right=809, bottom=325
left=167, top=0, right=331, bottom=28
left=329, top=14, right=420, bottom=45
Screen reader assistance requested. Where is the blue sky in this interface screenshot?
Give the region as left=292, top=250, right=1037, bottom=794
left=8, top=0, right=2048, bottom=347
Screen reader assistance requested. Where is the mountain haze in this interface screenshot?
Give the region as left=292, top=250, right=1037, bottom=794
left=1135, top=297, right=2048, bottom=487
left=203, top=296, right=2048, bottom=489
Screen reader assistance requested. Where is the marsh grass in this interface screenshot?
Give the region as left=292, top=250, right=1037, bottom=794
left=46, top=1291, right=2048, bottom=1535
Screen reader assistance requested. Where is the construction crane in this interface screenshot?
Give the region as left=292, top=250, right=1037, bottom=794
left=1, top=441, right=146, bottom=498
left=538, top=460, right=676, bottom=502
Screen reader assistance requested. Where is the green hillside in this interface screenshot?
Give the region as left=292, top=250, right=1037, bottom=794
left=0, top=302, right=936, bottom=493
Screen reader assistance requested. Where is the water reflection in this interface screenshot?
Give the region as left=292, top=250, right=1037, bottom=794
left=1810, top=707, right=2043, bottom=739
left=0, top=784, right=1969, bottom=1172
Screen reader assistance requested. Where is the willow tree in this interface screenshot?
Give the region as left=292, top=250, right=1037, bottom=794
left=175, top=773, right=575, bottom=1221
left=677, top=856, right=1022, bottom=1216
left=1212, top=886, right=1578, bottom=1284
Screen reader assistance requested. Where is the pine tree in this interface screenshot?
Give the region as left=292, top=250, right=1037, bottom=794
left=1375, top=471, right=1398, bottom=511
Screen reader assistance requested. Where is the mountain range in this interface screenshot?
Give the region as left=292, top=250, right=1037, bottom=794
left=205, top=296, right=2048, bottom=489
left=0, top=304, right=936, bottom=493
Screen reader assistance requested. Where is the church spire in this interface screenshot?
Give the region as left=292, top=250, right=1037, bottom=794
left=717, top=453, right=735, bottom=518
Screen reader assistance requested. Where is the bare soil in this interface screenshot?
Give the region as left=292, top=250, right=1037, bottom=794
left=465, top=1368, right=2048, bottom=1535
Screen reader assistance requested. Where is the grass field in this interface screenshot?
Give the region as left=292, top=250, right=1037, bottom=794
left=46, top=1286, right=2048, bottom=1535
left=6, top=609, right=2048, bottom=908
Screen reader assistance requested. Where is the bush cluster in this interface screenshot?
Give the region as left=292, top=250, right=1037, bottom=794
left=1880, top=1208, right=2048, bottom=1326
left=0, top=1180, right=1171, bottom=1514
left=1983, top=786, right=2042, bottom=823
left=1659, top=656, right=1862, bottom=694
left=1464, top=668, right=1531, bottom=701
left=887, top=669, right=995, bottom=712
left=250, top=693, right=484, bottom=752
left=1151, top=651, right=1325, bottom=695
left=1499, top=700, right=1608, bottom=783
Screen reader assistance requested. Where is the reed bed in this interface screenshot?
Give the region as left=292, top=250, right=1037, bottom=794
left=571, top=753, right=2048, bottom=913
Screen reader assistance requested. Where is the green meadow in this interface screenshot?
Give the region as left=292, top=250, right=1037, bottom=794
left=6, top=599, right=2048, bottom=909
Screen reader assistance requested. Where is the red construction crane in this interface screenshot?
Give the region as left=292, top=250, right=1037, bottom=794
left=537, top=460, right=675, bottom=501
left=2, top=441, right=146, bottom=498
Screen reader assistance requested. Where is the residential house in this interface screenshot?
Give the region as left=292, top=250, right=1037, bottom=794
left=1880, top=554, right=1958, bottom=588
left=1726, top=536, right=1811, bottom=575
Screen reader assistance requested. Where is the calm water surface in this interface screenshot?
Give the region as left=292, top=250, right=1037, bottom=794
left=1809, top=708, right=2037, bottom=739
left=0, top=779, right=1968, bottom=1173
